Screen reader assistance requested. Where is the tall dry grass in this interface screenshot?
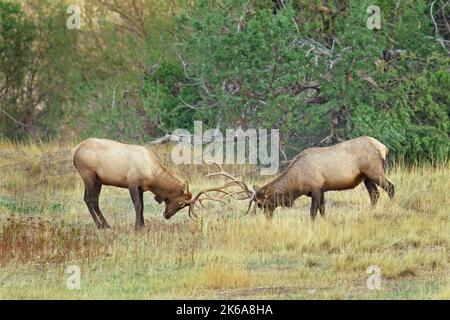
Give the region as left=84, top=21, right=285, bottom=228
left=0, top=141, right=448, bottom=299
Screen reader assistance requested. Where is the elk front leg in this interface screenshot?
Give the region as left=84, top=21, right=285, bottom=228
left=310, top=191, right=322, bottom=220
left=129, top=187, right=145, bottom=230
left=319, top=192, right=325, bottom=217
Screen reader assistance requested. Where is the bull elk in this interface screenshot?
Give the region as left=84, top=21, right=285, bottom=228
left=207, top=136, right=395, bottom=220
left=72, top=138, right=227, bottom=230
left=247, top=136, right=395, bottom=219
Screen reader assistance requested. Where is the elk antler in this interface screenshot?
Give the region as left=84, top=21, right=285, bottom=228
left=205, top=161, right=254, bottom=199
left=244, top=192, right=257, bottom=215
left=206, top=161, right=257, bottom=216
left=186, top=190, right=231, bottom=219
left=185, top=161, right=255, bottom=219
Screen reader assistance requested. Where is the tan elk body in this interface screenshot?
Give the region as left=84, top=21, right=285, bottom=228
left=72, top=138, right=194, bottom=229
left=251, top=136, right=395, bottom=219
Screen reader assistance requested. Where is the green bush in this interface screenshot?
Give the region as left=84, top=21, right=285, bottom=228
left=0, top=2, right=36, bottom=138
left=0, top=0, right=448, bottom=164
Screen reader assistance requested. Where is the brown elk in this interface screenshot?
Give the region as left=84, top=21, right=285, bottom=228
left=72, top=138, right=227, bottom=229
left=245, top=136, right=395, bottom=219
left=209, top=136, right=395, bottom=220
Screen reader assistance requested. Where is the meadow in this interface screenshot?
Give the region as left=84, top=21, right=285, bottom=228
left=0, top=141, right=449, bottom=299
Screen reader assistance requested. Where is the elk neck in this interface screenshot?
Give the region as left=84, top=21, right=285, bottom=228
left=263, top=164, right=303, bottom=205
left=149, top=162, right=185, bottom=200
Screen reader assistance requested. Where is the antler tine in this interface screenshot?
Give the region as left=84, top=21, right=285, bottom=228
left=188, top=205, right=194, bottom=220
left=205, top=161, right=241, bottom=182
left=186, top=161, right=255, bottom=219
left=244, top=192, right=256, bottom=215
left=199, top=193, right=233, bottom=208
left=201, top=186, right=234, bottom=196
left=206, top=160, right=227, bottom=174
left=206, top=170, right=236, bottom=180
left=225, top=189, right=252, bottom=200
left=185, top=188, right=231, bottom=216
left=186, top=188, right=228, bottom=205
left=188, top=192, right=231, bottom=219
left=205, top=160, right=253, bottom=197
left=199, top=183, right=249, bottom=200
left=188, top=203, right=198, bottom=220
left=244, top=199, right=254, bottom=215
left=208, top=180, right=249, bottom=196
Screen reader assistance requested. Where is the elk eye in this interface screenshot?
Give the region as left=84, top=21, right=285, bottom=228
left=179, top=202, right=184, bottom=208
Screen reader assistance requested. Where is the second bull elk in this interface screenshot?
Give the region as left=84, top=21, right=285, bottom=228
left=247, top=136, right=395, bottom=219
left=72, top=138, right=227, bottom=230
left=208, top=136, right=395, bottom=220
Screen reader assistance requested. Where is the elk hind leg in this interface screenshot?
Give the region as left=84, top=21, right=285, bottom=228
left=83, top=180, right=102, bottom=229
left=381, top=177, right=395, bottom=200
left=364, top=165, right=395, bottom=201
left=370, top=176, right=395, bottom=200
left=92, top=181, right=110, bottom=229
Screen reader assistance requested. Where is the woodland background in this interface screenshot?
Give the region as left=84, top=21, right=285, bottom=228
left=0, top=0, right=449, bottom=163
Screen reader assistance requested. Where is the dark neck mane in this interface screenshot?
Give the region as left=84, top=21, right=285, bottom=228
left=148, top=152, right=184, bottom=199
left=264, top=155, right=303, bottom=198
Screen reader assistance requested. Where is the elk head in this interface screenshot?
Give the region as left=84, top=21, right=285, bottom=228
left=162, top=181, right=192, bottom=219
left=162, top=178, right=233, bottom=220
left=250, top=185, right=276, bottom=214
left=252, top=185, right=269, bottom=208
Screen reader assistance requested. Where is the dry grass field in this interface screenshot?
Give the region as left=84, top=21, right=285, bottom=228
left=0, top=141, right=449, bottom=299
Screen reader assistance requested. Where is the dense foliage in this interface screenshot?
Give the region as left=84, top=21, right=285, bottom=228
left=0, top=0, right=448, bottom=163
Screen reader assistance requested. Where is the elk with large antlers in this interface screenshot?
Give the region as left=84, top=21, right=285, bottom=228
left=204, top=136, right=395, bottom=220
left=72, top=138, right=226, bottom=230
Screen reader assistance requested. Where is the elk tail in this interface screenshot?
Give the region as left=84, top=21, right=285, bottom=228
left=71, top=142, right=82, bottom=171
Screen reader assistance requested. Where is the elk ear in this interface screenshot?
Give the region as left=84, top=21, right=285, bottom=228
left=154, top=195, right=164, bottom=204
left=253, top=185, right=260, bottom=192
